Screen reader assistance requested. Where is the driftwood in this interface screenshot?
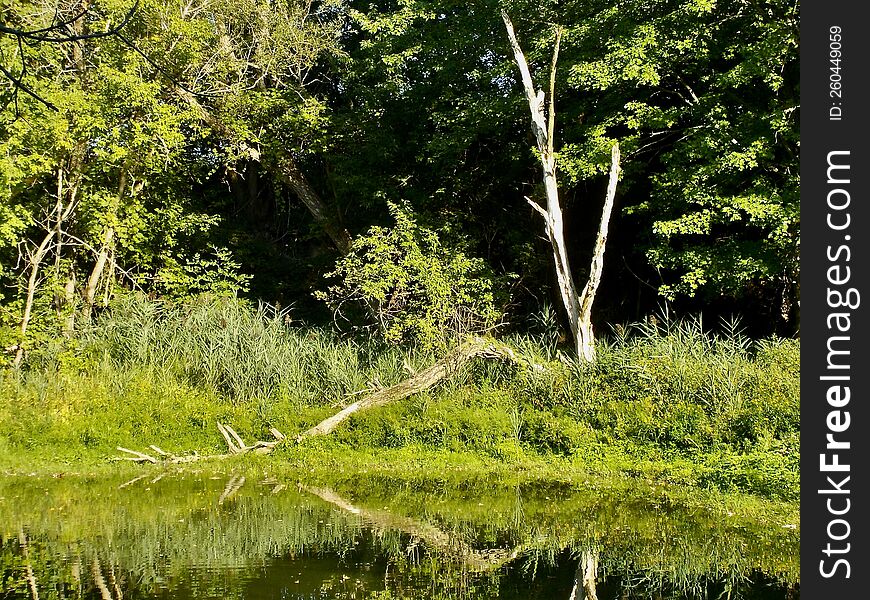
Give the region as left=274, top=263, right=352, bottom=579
left=18, top=528, right=39, bottom=600
left=111, top=423, right=285, bottom=464
left=111, top=337, right=542, bottom=463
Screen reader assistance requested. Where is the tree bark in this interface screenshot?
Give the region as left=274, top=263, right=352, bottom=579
left=274, top=153, right=353, bottom=255
left=14, top=230, right=55, bottom=367
left=502, top=11, right=620, bottom=362
left=82, top=225, right=115, bottom=319
left=576, top=144, right=620, bottom=362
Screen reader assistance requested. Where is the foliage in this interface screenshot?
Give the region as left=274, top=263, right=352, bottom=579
left=553, top=0, right=799, bottom=305
left=317, top=203, right=503, bottom=350
left=1, top=296, right=799, bottom=500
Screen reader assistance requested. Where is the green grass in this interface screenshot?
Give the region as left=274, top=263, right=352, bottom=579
left=1, top=295, right=799, bottom=500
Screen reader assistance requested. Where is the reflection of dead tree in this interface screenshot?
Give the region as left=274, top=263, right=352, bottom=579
left=501, top=11, right=621, bottom=363
left=568, top=549, right=600, bottom=600
left=218, top=474, right=246, bottom=505
left=91, top=557, right=125, bottom=600
left=111, top=338, right=542, bottom=463
left=91, top=558, right=112, bottom=600
left=302, top=485, right=522, bottom=573
left=17, top=528, right=39, bottom=600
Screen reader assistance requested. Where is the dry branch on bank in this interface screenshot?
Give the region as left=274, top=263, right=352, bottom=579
left=111, top=423, right=285, bottom=464
left=110, top=337, right=543, bottom=464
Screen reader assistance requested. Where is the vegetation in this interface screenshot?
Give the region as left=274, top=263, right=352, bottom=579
left=0, top=3, right=800, bottom=598
left=1, top=296, right=798, bottom=501
left=1, top=0, right=797, bottom=536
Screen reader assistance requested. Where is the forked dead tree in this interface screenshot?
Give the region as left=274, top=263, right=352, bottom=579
left=501, top=11, right=621, bottom=362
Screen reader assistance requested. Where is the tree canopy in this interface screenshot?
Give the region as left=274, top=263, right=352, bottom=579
left=0, top=0, right=799, bottom=361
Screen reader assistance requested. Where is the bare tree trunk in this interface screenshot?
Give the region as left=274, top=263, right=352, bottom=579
left=83, top=172, right=125, bottom=318
left=113, top=339, right=543, bottom=461
left=63, top=274, right=77, bottom=336
left=14, top=230, right=56, bottom=367
left=576, top=145, right=620, bottom=362
left=568, top=549, right=599, bottom=600
left=82, top=225, right=115, bottom=318
left=297, top=337, right=532, bottom=441
left=501, top=11, right=620, bottom=362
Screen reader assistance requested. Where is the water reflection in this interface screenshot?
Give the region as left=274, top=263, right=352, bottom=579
left=0, top=471, right=799, bottom=599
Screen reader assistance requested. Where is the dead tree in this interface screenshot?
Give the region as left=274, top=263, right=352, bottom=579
left=501, top=11, right=621, bottom=362
left=13, top=170, right=77, bottom=367
left=297, top=337, right=540, bottom=440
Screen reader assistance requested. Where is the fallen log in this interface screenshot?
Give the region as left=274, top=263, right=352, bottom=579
left=110, top=337, right=543, bottom=463
left=296, top=337, right=539, bottom=442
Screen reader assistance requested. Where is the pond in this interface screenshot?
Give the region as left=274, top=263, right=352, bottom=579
left=0, top=469, right=799, bottom=599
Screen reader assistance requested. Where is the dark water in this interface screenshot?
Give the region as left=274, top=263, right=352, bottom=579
left=0, top=470, right=799, bottom=599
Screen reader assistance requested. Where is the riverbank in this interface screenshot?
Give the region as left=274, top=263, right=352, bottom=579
left=1, top=297, right=799, bottom=501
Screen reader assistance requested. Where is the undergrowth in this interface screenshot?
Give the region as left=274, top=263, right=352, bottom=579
left=0, top=295, right=799, bottom=499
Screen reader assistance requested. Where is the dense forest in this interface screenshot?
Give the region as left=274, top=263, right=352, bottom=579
left=0, top=0, right=798, bottom=352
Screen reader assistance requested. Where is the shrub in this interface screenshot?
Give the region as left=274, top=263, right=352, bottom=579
left=316, top=203, right=502, bottom=351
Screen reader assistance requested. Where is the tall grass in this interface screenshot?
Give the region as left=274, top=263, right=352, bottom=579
left=73, top=294, right=438, bottom=405
left=3, top=295, right=799, bottom=498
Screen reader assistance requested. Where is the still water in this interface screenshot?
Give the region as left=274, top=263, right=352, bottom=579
left=1, top=470, right=799, bottom=599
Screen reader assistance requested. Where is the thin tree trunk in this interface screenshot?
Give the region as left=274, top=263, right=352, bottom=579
left=83, top=172, right=125, bottom=318
left=82, top=225, right=115, bottom=318
left=502, top=11, right=620, bottom=362
left=53, top=168, right=64, bottom=275
left=274, top=153, right=353, bottom=254
left=14, top=229, right=56, bottom=367
left=91, top=559, right=112, bottom=600
left=576, top=144, right=620, bottom=362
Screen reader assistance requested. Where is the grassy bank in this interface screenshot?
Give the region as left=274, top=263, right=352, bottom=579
left=0, top=296, right=799, bottom=500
